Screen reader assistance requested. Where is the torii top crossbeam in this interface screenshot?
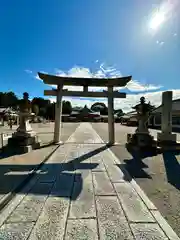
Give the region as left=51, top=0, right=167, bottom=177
left=38, top=72, right=132, bottom=87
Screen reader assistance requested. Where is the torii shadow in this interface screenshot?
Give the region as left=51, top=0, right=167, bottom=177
left=0, top=144, right=109, bottom=205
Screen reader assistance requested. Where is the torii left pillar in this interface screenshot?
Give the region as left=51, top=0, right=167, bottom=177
left=54, top=85, right=63, bottom=144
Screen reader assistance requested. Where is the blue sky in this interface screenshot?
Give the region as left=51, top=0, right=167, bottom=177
left=0, top=0, right=180, bottom=111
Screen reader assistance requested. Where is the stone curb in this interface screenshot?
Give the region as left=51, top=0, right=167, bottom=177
left=0, top=144, right=60, bottom=213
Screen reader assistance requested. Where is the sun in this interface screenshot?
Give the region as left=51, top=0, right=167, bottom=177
left=149, top=10, right=165, bottom=30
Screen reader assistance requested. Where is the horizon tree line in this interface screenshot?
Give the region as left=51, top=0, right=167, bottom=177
left=0, top=91, right=125, bottom=120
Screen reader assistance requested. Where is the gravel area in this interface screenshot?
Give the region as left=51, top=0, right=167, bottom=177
left=92, top=122, right=180, bottom=237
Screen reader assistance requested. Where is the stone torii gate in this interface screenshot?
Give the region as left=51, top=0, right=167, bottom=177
left=38, top=72, right=131, bottom=145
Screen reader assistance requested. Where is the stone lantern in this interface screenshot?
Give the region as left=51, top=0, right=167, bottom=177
left=8, top=92, right=40, bottom=153
left=127, top=97, right=156, bottom=149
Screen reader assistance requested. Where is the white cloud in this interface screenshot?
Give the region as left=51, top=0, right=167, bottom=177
left=125, top=80, right=162, bottom=92
left=25, top=69, right=32, bottom=74
left=53, top=64, right=162, bottom=92
left=48, top=89, right=180, bottom=113
left=35, top=74, right=41, bottom=80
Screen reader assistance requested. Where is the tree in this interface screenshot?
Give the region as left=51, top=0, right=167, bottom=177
left=91, top=102, right=108, bottom=115
left=32, top=104, right=39, bottom=116
left=62, top=101, right=72, bottom=114
left=31, top=97, right=50, bottom=110
left=46, top=103, right=55, bottom=120
left=31, top=97, right=51, bottom=118
left=39, top=107, right=46, bottom=117
left=114, top=109, right=124, bottom=116
left=148, top=101, right=155, bottom=111
left=0, top=91, right=18, bottom=108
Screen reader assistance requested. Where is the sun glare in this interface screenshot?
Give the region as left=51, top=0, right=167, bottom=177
left=149, top=10, right=165, bottom=30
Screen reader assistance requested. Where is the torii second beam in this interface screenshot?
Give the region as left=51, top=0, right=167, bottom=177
left=44, top=89, right=126, bottom=98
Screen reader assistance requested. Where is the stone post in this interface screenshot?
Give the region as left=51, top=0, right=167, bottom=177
left=108, top=86, right=115, bottom=145
left=54, top=85, right=63, bottom=144
left=157, top=91, right=176, bottom=143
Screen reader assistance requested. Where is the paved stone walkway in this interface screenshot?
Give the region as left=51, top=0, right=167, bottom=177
left=0, top=123, right=179, bottom=239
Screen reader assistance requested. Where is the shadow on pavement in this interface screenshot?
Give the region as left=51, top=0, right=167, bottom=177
left=117, top=146, right=162, bottom=181
left=162, top=151, right=180, bottom=190
left=0, top=144, right=109, bottom=202
left=123, top=145, right=180, bottom=190
left=0, top=141, right=56, bottom=160
left=117, top=158, right=152, bottom=181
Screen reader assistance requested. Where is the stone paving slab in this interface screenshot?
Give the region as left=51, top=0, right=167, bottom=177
left=50, top=172, right=74, bottom=198
left=92, top=171, right=116, bottom=196
left=6, top=182, right=53, bottom=223
left=130, top=223, right=169, bottom=240
left=28, top=197, right=69, bottom=240
left=91, top=154, right=106, bottom=172
left=69, top=171, right=96, bottom=219
left=0, top=222, right=34, bottom=240
left=65, top=219, right=98, bottom=240
left=114, top=182, right=155, bottom=223
left=96, top=196, right=134, bottom=240
left=105, top=164, right=126, bottom=183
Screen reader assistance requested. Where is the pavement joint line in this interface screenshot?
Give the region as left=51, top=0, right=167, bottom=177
left=0, top=123, right=80, bottom=215
left=88, top=123, right=180, bottom=239
left=68, top=217, right=97, bottom=220
left=91, top=156, right=101, bottom=240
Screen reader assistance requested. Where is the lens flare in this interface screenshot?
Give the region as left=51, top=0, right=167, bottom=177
left=149, top=10, right=165, bottom=30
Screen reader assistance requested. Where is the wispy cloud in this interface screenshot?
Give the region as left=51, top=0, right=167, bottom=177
left=24, top=69, right=32, bottom=74
left=156, top=40, right=164, bottom=46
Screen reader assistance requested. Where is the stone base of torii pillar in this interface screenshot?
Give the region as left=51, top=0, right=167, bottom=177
left=8, top=112, right=40, bottom=153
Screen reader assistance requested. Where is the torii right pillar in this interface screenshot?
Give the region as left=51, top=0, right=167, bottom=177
left=108, top=86, right=115, bottom=145
left=157, top=91, right=176, bottom=144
